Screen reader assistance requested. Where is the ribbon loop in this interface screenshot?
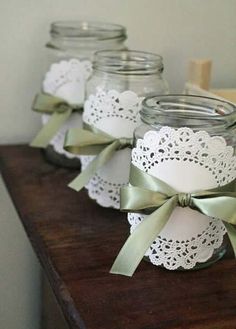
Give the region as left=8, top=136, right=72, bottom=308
left=110, top=164, right=236, bottom=277
left=65, top=124, right=133, bottom=192
left=30, top=93, right=80, bottom=148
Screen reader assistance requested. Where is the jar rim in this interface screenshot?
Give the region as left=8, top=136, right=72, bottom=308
left=50, top=20, right=127, bottom=41
left=141, top=94, right=236, bottom=128
left=93, top=50, right=164, bottom=75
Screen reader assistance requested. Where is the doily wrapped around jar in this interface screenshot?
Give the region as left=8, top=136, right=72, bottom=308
left=30, top=21, right=127, bottom=167
left=75, top=50, right=169, bottom=208
left=80, top=88, right=143, bottom=208
left=42, top=59, right=92, bottom=158
left=129, top=127, right=236, bottom=270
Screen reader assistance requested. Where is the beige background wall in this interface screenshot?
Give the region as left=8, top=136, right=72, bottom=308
left=0, top=1, right=235, bottom=328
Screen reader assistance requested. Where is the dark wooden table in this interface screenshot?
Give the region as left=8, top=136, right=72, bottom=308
left=1, top=145, right=236, bottom=329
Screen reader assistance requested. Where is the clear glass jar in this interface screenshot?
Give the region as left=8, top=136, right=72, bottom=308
left=39, top=21, right=127, bottom=168
left=81, top=50, right=169, bottom=208
left=131, top=94, right=236, bottom=270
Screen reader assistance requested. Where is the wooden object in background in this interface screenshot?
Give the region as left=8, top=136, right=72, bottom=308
left=188, top=59, right=212, bottom=90
left=187, top=59, right=236, bottom=104
left=211, top=89, right=236, bottom=103
left=0, top=145, right=236, bottom=329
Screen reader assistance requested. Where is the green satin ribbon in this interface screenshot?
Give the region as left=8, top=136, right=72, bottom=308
left=30, top=93, right=81, bottom=148
left=110, top=164, right=236, bottom=276
left=64, top=124, right=133, bottom=191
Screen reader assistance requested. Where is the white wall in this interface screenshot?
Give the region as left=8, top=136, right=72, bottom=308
left=0, top=177, right=41, bottom=329
left=0, top=0, right=236, bottom=144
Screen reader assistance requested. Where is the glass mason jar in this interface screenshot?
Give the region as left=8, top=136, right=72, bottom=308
left=81, top=50, right=169, bottom=208
left=37, top=21, right=127, bottom=168
left=131, top=94, right=236, bottom=271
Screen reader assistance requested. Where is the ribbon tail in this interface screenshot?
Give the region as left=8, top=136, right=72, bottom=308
left=30, top=109, right=72, bottom=148
left=68, top=141, right=119, bottom=192
left=224, top=222, right=236, bottom=257
left=110, top=196, right=178, bottom=277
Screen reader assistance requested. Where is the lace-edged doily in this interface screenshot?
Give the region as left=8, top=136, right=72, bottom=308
left=129, top=127, right=236, bottom=270
left=42, top=58, right=92, bottom=158
left=80, top=88, right=143, bottom=208
left=43, top=59, right=92, bottom=105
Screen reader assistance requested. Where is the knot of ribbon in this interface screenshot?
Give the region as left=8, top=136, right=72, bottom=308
left=117, top=138, right=133, bottom=150
left=178, top=193, right=192, bottom=207
left=30, top=93, right=81, bottom=148
left=110, top=164, right=236, bottom=277
left=64, top=124, right=133, bottom=192
left=55, top=102, right=71, bottom=114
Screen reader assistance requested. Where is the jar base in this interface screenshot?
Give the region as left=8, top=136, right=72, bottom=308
left=43, top=145, right=81, bottom=169
left=189, top=243, right=227, bottom=271
left=144, top=242, right=227, bottom=271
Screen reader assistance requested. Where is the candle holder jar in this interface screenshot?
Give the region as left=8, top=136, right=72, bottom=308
left=130, top=95, right=236, bottom=270
left=34, top=21, right=127, bottom=168
left=80, top=50, right=169, bottom=208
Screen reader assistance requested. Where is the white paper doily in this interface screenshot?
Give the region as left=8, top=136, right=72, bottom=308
left=129, top=127, right=236, bottom=270
left=42, top=58, right=92, bottom=158
left=80, top=88, right=143, bottom=208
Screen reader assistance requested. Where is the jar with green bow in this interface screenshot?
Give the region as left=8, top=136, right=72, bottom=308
left=110, top=94, right=236, bottom=276
left=30, top=21, right=127, bottom=168
left=64, top=50, right=169, bottom=208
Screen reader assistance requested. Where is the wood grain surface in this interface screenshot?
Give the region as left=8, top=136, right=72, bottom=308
left=0, top=145, right=236, bottom=329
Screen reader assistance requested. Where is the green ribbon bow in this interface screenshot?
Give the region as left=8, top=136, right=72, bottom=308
left=64, top=124, right=133, bottom=191
left=30, top=93, right=81, bottom=148
left=110, top=164, right=236, bottom=277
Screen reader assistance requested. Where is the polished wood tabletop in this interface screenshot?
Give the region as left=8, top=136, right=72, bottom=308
left=0, top=145, right=236, bottom=329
